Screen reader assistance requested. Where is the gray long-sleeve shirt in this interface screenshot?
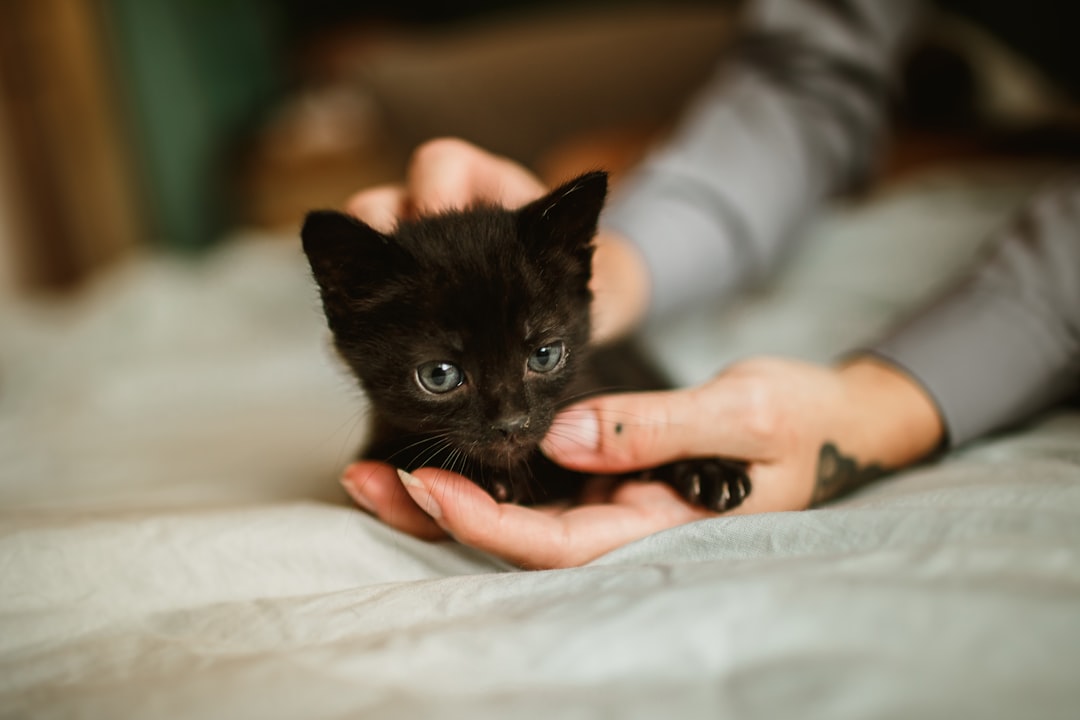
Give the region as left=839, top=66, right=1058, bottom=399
left=603, top=0, right=1080, bottom=447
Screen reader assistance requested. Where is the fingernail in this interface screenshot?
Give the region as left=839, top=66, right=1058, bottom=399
left=339, top=474, right=377, bottom=513
left=543, top=408, right=600, bottom=458
left=397, top=468, right=443, bottom=520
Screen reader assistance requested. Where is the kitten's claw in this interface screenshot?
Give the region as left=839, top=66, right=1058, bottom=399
left=658, top=458, right=751, bottom=513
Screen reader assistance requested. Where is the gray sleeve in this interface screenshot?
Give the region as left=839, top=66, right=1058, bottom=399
left=869, top=179, right=1080, bottom=447
left=603, top=0, right=923, bottom=318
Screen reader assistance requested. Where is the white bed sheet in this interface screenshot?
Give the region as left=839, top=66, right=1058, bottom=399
left=2, top=171, right=1079, bottom=719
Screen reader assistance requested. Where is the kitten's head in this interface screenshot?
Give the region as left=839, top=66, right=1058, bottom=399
left=302, top=171, right=607, bottom=480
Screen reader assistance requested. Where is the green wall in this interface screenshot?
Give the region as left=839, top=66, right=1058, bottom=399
left=105, top=0, right=282, bottom=251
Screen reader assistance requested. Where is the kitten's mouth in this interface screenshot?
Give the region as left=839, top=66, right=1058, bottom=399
left=472, top=435, right=539, bottom=465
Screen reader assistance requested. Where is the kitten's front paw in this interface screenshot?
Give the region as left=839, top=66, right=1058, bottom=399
left=655, top=458, right=752, bottom=513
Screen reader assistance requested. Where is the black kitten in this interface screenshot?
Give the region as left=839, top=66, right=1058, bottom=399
left=301, top=171, right=749, bottom=511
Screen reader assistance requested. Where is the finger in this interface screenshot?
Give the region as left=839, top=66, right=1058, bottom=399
left=588, top=231, right=650, bottom=343
left=402, top=467, right=580, bottom=568
left=403, top=468, right=703, bottom=569
left=405, top=138, right=545, bottom=215
left=344, top=185, right=408, bottom=233
left=608, top=478, right=715, bottom=516
left=340, top=462, right=447, bottom=541
left=541, top=381, right=774, bottom=474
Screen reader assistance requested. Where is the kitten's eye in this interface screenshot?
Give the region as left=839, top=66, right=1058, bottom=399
left=416, top=361, right=465, bottom=394
left=527, top=342, right=565, bottom=373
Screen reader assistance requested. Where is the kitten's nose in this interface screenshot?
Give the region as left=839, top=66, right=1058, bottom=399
left=493, top=414, right=530, bottom=437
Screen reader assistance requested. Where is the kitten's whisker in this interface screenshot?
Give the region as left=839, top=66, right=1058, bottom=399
left=382, top=430, right=456, bottom=468
left=380, top=436, right=435, bottom=466
left=518, top=453, right=538, bottom=505
left=310, top=404, right=372, bottom=470
left=543, top=427, right=600, bottom=451
left=427, top=445, right=475, bottom=510
left=415, top=437, right=456, bottom=471
left=443, top=448, right=459, bottom=475
left=393, top=431, right=453, bottom=456
left=415, top=440, right=462, bottom=508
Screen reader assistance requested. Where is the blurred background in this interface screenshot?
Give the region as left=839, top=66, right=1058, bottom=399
left=0, top=0, right=1077, bottom=298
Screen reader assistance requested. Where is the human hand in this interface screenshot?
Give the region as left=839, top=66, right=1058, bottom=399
left=338, top=461, right=717, bottom=568
left=339, top=356, right=944, bottom=569
left=542, top=356, right=944, bottom=514
left=345, top=137, right=547, bottom=229
left=344, top=137, right=650, bottom=342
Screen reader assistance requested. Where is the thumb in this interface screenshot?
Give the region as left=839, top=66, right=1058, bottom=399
left=541, top=385, right=748, bottom=474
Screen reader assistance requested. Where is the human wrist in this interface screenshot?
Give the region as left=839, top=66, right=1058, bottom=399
left=834, top=356, right=945, bottom=470
left=589, top=229, right=651, bottom=343
left=801, top=357, right=944, bottom=507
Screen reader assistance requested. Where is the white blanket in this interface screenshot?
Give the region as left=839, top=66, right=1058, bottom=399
left=2, top=171, right=1079, bottom=719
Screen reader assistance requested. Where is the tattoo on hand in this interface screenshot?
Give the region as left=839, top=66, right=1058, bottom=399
left=811, top=442, right=887, bottom=506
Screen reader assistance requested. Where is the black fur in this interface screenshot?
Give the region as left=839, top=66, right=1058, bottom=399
left=302, top=171, right=750, bottom=510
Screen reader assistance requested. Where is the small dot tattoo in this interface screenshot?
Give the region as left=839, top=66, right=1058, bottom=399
left=614, top=423, right=623, bottom=435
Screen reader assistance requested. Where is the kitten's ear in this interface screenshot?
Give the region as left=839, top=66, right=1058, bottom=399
left=517, top=171, right=608, bottom=254
left=301, top=210, right=409, bottom=307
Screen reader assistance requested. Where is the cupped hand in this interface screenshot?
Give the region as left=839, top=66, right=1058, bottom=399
left=339, top=357, right=944, bottom=569
left=339, top=461, right=714, bottom=569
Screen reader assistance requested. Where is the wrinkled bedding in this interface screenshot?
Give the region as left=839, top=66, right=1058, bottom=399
left=2, top=171, right=1079, bottom=719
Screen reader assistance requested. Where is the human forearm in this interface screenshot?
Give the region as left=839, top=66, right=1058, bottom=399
left=869, top=179, right=1080, bottom=447
left=605, top=0, right=923, bottom=318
